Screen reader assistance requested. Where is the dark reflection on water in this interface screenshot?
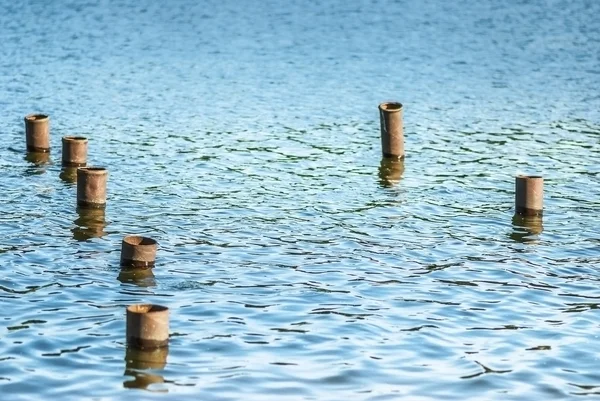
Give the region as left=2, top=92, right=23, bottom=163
left=24, top=152, right=51, bottom=176
left=378, top=157, right=404, bottom=187
left=123, top=347, right=168, bottom=392
left=59, top=167, right=78, bottom=183
left=72, top=207, right=107, bottom=241
left=117, top=268, right=156, bottom=287
left=510, top=214, right=543, bottom=243
left=25, top=152, right=51, bottom=166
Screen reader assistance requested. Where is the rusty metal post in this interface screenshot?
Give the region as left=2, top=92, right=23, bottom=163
left=121, top=236, right=158, bottom=268
left=515, top=175, right=543, bottom=216
left=378, top=102, right=404, bottom=159
left=77, top=167, right=108, bottom=208
left=62, top=136, right=88, bottom=167
left=25, top=114, right=50, bottom=152
left=126, top=304, right=169, bottom=349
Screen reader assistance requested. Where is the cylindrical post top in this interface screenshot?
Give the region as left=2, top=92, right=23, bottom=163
left=121, top=235, right=158, bottom=268
left=126, top=304, right=169, bottom=349
left=62, top=136, right=88, bottom=143
left=24, top=113, right=49, bottom=122
left=78, top=166, right=106, bottom=174
left=378, top=102, right=403, bottom=112
left=515, top=175, right=543, bottom=216
left=128, top=304, right=168, bottom=315
left=124, top=236, right=157, bottom=247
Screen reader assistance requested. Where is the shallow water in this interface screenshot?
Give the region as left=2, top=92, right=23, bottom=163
left=0, top=0, right=599, bottom=399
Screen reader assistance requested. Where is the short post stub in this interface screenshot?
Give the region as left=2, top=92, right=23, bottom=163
left=25, top=114, right=50, bottom=152
left=126, top=304, right=169, bottom=350
left=62, top=136, right=88, bottom=167
left=378, top=102, right=404, bottom=159
left=515, top=175, right=543, bottom=216
left=77, top=167, right=108, bottom=208
left=121, top=236, right=158, bottom=268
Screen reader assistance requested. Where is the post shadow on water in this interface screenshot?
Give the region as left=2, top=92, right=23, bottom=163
left=71, top=207, right=107, bottom=241
left=123, top=347, right=168, bottom=392
left=510, top=214, right=543, bottom=243
left=378, top=157, right=405, bottom=188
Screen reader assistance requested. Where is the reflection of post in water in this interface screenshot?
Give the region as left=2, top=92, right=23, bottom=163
left=510, top=214, right=543, bottom=243
left=117, top=268, right=156, bottom=287
left=59, top=167, right=78, bottom=183
left=378, top=157, right=405, bottom=187
left=72, top=207, right=107, bottom=241
left=25, top=151, right=51, bottom=166
left=123, top=347, right=168, bottom=391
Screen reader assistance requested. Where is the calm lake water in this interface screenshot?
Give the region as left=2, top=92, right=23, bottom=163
left=1, top=0, right=599, bottom=399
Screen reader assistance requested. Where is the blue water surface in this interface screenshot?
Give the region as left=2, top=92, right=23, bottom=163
left=0, top=0, right=599, bottom=399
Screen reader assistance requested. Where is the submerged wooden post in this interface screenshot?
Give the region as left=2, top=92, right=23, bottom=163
left=77, top=167, right=108, bottom=208
left=121, top=236, right=158, bottom=268
left=378, top=102, right=404, bottom=159
left=62, top=136, right=88, bottom=167
left=515, top=175, right=543, bottom=216
left=126, top=304, right=169, bottom=349
left=24, top=114, right=50, bottom=152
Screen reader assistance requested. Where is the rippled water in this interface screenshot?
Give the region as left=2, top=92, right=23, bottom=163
left=1, top=0, right=599, bottom=399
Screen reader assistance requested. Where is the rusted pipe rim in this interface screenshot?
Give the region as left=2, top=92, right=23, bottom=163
left=127, top=304, right=168, bottom=315
left=516, top=175, right=542, bottom=179
left=378, top=102, right=403, bottom=112
left=24, top=113, right=49, bottom=122
left=123, top=235, right=158, bottom=247
left=78, top=166, right=107, bottom=174
left=62, top=136, right=88, bottom=143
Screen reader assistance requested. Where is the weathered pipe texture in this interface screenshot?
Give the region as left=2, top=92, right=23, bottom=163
left=62, top=136, right=88, bottom=167
left=24, top=114, right=50, bottom=152
left=515, top=175, right=543, bottom=216
left=121, top=236, right=158, bottom=268
left=126, top=304, right=169, bottom=350
left=378, top=102, right=404, bottom=159
left=77, top=167, right=108, bottom=208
